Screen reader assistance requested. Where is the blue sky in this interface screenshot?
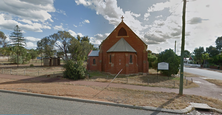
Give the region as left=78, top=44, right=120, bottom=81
left=1, top=0, right=222, bottom=55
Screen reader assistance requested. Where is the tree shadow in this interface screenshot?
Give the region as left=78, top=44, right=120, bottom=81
left=150, top=95, right=181, bottom=115
left=0, top=73, right=70, bottom=85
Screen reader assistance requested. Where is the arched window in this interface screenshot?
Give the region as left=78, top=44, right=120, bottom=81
left=110, top=55, right=111, bottom=63
left=93, top=59, right=96, bottom=64
left=130, top=55, right=132, bottom=63
left=118, top=27, right=127, bottom=36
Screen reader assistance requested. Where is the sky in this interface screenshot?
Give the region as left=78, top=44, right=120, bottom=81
left=0, top=0, right=222, bottom=55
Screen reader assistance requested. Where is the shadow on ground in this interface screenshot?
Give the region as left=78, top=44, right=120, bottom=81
left=0, top=73, right=71, bottom=85
left=150, top=95, right=181, bottom=115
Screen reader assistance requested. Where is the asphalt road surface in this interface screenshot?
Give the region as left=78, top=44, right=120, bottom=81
left=184, top=67, right=222, bottom=80
left=0, top=92, right=175, bottom=115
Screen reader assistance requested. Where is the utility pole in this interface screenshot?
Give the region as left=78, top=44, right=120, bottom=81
left=179, top=0, right=187, bottom=95
left=175, top=41, right=176, bottom=54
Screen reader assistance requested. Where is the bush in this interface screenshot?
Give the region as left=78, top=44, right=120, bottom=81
left=30, top=64, right=34, bottom=67
left=151, top=60, right=158, bottom=69
left=63, top=60, right=86, bottom=80
left=148, top=53, right=157, bottom=68
left=10, top=55, right=23, bottom=64
left=158, top=49, right=180, bottom=76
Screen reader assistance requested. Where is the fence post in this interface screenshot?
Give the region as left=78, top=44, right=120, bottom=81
left=10, top=69, right=12, bottom=75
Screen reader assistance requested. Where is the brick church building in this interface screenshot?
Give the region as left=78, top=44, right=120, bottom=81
left=87, top=17, right=149, bottom=75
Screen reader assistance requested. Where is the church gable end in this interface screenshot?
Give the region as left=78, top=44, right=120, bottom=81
left=118, top=27, right=127, bottom=36
left=88, top=16, right=149, bottom=75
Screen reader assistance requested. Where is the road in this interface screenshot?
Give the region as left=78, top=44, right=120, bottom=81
left=0, top=92, right=174, bottom=115
left=184, top=67, right=222, bottom=80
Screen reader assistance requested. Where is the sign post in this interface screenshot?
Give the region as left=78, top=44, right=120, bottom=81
left=157, top=62, right=169, bottom=78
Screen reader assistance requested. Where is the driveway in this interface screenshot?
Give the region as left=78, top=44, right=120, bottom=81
left=184, top=67, right=222, bottom=80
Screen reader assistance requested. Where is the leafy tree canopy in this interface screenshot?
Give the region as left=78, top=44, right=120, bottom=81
left=216, top=36, right=222, bottom=50
left=158, top=49, right=180, bottom=76
left=184, top=50, right=191, bottom=58
left=0, top=31, right=8, bottom=47
left=206, top=46, right=219, bottom=57
left=193, top=47, right=204, bottom=64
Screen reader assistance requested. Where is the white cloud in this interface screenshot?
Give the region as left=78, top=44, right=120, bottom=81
left=0, top=0, right=55, bottom=32
left=26, top=37, right=41, bottom=42
left=68, top=30, right=77, bottom=37
left=142, top=0, right=222, bottom=54
left=68, top=30, right=84, bottom=37
left=75, top=0, right=147, bottom=35
left=0, top=0, right=55, bottom=22
left=84, top=20, right=90, bottom=23
left=73, top=24, right=77, bottom=27
left=54, top=23, right=64, bottom=30
left=56, top=9, right=66, bottom=16
left=26, top=42, right=37, bottom=49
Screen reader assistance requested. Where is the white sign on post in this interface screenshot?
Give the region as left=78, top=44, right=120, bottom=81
left=158, top=62, right=169, bottom=70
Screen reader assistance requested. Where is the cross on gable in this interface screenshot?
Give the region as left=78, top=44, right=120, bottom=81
left=121, top=16, right=124, bottom=22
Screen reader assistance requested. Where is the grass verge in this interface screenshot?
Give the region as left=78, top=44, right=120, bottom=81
left=88, top=70, right=198, bottom=89
left=205, top=79, right=222, bottom=87
left=0, top=78, right=221, bottom=110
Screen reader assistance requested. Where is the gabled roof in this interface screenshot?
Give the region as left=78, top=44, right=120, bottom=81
left=100, top=21, right=147, bottom=49
left=88, top=50, right=100, bottom=56
left=107, top=38, right=136, bottom=52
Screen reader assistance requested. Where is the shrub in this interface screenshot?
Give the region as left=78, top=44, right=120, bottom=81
left=151, top=60, right=158, bottom=69
left=10, top=55, right=22, bottom=64
left=63, top=60, right=86, bottom=80
left=158, top=49, right=180, bottom=76
left=148, top=53, right=158, bottom=68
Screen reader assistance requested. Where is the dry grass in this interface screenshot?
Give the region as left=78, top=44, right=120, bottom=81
left=0, top=66, right=64, bottom=77
left=0, top=78, right=221, bottom=110
left=88, top=70, right=198, bottom=89
left=205, top=79, right=222, bottom=87
left=184, top=72, right=203, bottom=77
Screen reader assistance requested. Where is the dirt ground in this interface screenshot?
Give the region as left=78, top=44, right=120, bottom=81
left=0, top=77, right=222, bottom=110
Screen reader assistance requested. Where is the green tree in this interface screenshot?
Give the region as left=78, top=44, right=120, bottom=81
left=38, top=37, right=54, bottom=57
left=216, top=36, right=222, bottom=51
left=10, top=25, right=26, bottom=67
left=206, top=46, right=219, bottom=57
left=48, top=31, right=75, bottom=60
left=0, top=31, right=8, bottom=47
left=93, top=47, right=99, bottom=50
left=29, top=49, right=38, bottom=62
left=37, top=40, right=44, bottom=66
left=158, top=49, right=180, bottom=76
left=77, top=35, right=81, bottom=41
left=63, top=60, right=86, bottom=80
left=68, top=36, right=93, bottom=61
left=184, top=50, right=191, bottom=58
left=202, top=53, right=209, bottom=65
left=148, top=53, right=157, bottom=68
left=193, top=47, right=204, bottom=64
left=10, top=47, right=30, bottom=64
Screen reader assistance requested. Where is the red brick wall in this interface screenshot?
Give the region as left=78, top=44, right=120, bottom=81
left=87, top=56, right=99, bottom=71
left=106, top=52, right=138, bottom=74
left=99, top=22, right=148, bottom=74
